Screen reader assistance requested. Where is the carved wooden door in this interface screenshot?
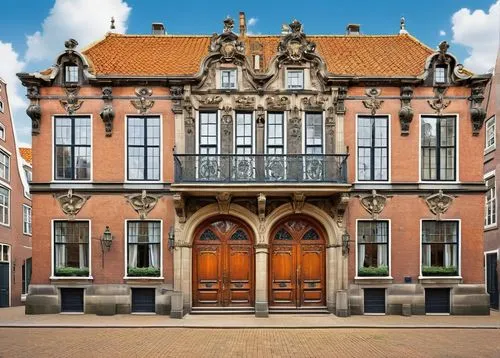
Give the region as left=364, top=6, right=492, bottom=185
left=193, top=219, right=254, bottom=307
left=270, top=219, right=325, bottom=307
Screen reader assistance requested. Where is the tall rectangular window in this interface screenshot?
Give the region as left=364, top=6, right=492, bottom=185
left=485, top=176, right=497, bottom=227
left=287, top=69, right=304, bottom=90
left=199, top=112, right=218, bottom=155
left=305, top=113, right=323, bottom=154
left=0, top=150, right=9, bottom=182
left=0, top=186, right=9, bottom=225
left=235, top=112, right=253, bottom=154
left=23, top=205, right=32, bottom=235
left=357, top=221, right=389, bottom=277
left=221, top=69, right=237, bottom=89
left=422, top=221, right=459, bottom=276
left=65, top=65, right=79, bottom=83
left=127, top=116, right=160, bottom=181
left=54, top=116, right=91, bottom=180
left=53, top=221, right=89, bottom=276
left=421, top=116, right=456, bottom=181
left=266, top=112, right=284, bottom=155
left=357, top=116, right=388, bottom=181
left=127, top=221, right=161, bottom=277
left=485, top=116, right=496, bottom=151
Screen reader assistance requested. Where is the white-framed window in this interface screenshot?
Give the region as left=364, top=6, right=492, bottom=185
left=357, top=220, right=389, bottom=277
left=0, top=186, right=9, bottom=226
left=126, top=221, right=161, bottom=277
left=286, top=69, right=304, bottom=90
left=23, top=205, right=32, bottom=235
left=53, top=220, right=90, bottom=277
left=485, top=175, right=497, bottom=228
left=0, top=100, right=4, bottom=113
left=127, top=116, right=161, bottom=181
left=0, top=123, right=5, bottom=141
left=64, top=65, right=79, bottom=83
left=434, top=65, right=447, bottom=84
left=357, top=115, right=389, bottom=181
left=421, top=116, right=456, bottom=181
left=221, top=69, right=237, bottom=89
left=421, top=220, right=459, bottom=276
left=23, top=166, right=32, bottom=182
left=485, top=116, right=496, bottom=151
left=0, top=244, right=9, bottom=262
left=0, top=150, right=9, bottom=182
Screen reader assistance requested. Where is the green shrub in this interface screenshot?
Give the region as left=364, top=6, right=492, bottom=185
left=127, top=267, right=161, bottom=277
left=55, top=267, right=89, bottom=277
left=422, top=266, right=458, bottom=276
left=358, top=265, right=389, bottom=277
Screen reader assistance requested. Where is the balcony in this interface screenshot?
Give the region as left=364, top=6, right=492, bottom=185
left=174, top=154, right=348, bottom=184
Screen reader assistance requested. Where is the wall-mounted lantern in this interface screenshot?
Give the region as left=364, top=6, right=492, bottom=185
left=101, top=226, right=113, bottom=252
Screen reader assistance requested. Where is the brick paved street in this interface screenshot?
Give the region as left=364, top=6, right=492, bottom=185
left=0, top=328, right=498, bottom=358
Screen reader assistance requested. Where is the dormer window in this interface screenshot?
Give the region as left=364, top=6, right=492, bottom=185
left=434, top=65, right=447, bottom=84
left=64, top=65, right=79, bottom=83
left=0, top=100, right=4, bottom=113
left=221, top=69, right=237, bottom=89
left=287, top=69, right=304, bottom=90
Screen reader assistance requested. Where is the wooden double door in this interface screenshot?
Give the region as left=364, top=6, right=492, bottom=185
left=269, top=218, right=326, bottom=307
left=193, top=219, right=254, bottom=307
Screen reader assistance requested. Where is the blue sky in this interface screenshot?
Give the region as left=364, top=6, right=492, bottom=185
left=0, top=0, right=498, bottom=146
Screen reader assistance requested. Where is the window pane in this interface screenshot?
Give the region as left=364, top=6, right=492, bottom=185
left=65, top=65, right=79, bottom=83
left=435, top=66, right=446, bottom=83
left=55, top=147, right=72, bottom=179
left=54, top=221, right=89, bottom=271
left=128, top=117, right=144, bottom=146
left=287, top=70, right=304, bottom=89
left=74, top=147, right=91, bottom=180
left=0, top=187, right=8, bottom=225
left=0, top=152, right=9, bottom=181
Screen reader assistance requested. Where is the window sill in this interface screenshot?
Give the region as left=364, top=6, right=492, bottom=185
left=355, top=276, right=393, bottom=285
left=50, top=276, right=93, bottom=280
left=418, top=276, right=462, bottom=284
left=123, top=276, right=164, bottom=280
left=484, top=146, right=496, bottom=156
left=484, top=224, right=498, bottom=232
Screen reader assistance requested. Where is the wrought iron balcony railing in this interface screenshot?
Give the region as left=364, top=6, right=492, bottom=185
left=174, top=154, right=348, bottom=183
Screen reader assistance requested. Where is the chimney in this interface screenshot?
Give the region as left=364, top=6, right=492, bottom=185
left=346, top=24, right=360, bottom=35
left=152, top=23, right=166, bottom=35
left=239, top=12, right=246, bottom=36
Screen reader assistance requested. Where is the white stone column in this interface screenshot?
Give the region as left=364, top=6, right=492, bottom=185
left=335, top=114, right=345, bottom=153
left=254, top=244, right=269, bottom=317
left=180, top=246, right=192, bottom=313
left=326, top=246, right=337, bottom=313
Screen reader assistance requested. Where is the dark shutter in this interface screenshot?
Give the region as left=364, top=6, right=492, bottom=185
left=425, top=288, right=450, bottom=313
left=364, top=288, right=386, bottom=314
left=486, top=253, right=499, bottom=309
left=60, top=288, right=84, bottom=312
left=0, top=263, right=9, bottom=307
left=131, top=288, right=156, bottom=313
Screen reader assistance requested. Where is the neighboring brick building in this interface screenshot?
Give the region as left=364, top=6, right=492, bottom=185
left=0, top=78, right=32, bottom=308
left=18, top=14, right=491, bottom=316
left=483, top=53, right=499, bottom=310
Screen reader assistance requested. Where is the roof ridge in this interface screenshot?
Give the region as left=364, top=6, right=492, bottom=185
left=81, top=32, right=115, bottom=54
left=402, top=33, right=435, bottom=53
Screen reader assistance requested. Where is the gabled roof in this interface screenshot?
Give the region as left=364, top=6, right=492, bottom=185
left=82, top=32, right=434, bottom=77
left=19, top=147, right=32, bottom=165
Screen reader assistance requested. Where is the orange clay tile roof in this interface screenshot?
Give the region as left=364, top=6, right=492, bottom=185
left=82, top=33, right=434, bottom=77
left=19, top=147, right=32, bottom=165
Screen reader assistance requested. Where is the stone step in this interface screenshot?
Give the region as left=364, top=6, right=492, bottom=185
left=269, top=306, right=330, bottom=314
left=191, top=307, right=255, bottom=315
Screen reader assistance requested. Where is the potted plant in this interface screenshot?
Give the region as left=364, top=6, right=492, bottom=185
left=55, top=267, right=89, bottom=277
left=422, top=266, right=458, bottom=276
left=358, top=265, right=389, bottom=277
left=127, top=266, right=161, bottom=277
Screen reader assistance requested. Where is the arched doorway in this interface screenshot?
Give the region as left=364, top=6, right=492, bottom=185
left=269, top=217, right=326, bottom=308
left=192, top=218, right=254, bottom=308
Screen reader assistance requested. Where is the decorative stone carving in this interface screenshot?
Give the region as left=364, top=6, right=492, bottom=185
left=256, top=106, right=265, bottom=128
left=333, top=193, right=350, bottom=227
left=325, top=106, right=336, bottom=137
left=362, top=88, right=384, bottom=115
left=170, top=86, right=184, bottom=114
left=126, top=190, right=160, bottom=219
left=60, top=87, right=83, bottom=114
left=131, top=87, right=155, bottom=114
left=266, top=95, right=290, bottom=110
left=170, top=86, right=184, bottom=98
left=399, top=86, right=414, bottom=136
left=437, top=41, right=450, bottom=64
left=289, top=106, right=301, bottom=140
left=257, top=193, right=266, bottom=222
left=301, top=94, right=328, bottom=110
left=468, top=86, right=487, bottom=136
left=173, top=193, right=186, bottom=223
left=100, top=87, right=114, bottom=137
left=291, top=192, right=306, bottom=213
left=54, top=189, right=89, bottom=219
left=234, top=96, right=256, bottom=109
left=335, top=86, right=348, bottom=115
left=208, top=17, right=245, bottom=62
left=26, top=85, right=42, bottom=135
left=277, top=20, right=316, bottom=62
left=198, top=95, right=223, bottom=107
left=425, top=190, right=454, bottom=219
left=216, top=192, right=232, bottom=214
left=428, top=86, right=451, bottom=115
left=183, top=97, right=195, bottom=135
left=221, top=106, right=233, bottom=136
left=64, top=38, right=79, bottom=51
left=360, top=190, right=387, bottom=219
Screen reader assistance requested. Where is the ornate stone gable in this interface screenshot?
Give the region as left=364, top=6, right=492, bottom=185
left=277, top=20, right=316, bottom=63
left=208, top=17, right=245, bottom=63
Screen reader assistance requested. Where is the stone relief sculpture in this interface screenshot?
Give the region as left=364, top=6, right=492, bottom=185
left=399, top=86, right=414, bottom=135
left=126, top=190, right=160, bottom=219
left=60, top=87, right=83, bottom=114
left=100, top=87, right=115, bottom=137
left=425, top=190, right=454, bottom=219
left=427, top=86, right=450, bottom=115
left=131, top=87, right=155, bottom=114
left=26, top=85, right=41, bottom=135
left=469, top=86, right=487, bottom=136
left=54, top=189, right=89, bottom=219
left=360, top=190, right=387, bottom=219
left=362, top=88, right=384, bottom=115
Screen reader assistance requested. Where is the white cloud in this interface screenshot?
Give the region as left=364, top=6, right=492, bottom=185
left=25, top=0, right=131, bottom=63
left=451, top=0, right=500, bottom=73
left=0, top=41, right=26, bottom=113
left=247, top=17, right=258, bottom=27
left=439, top=30, right=447, bottom=36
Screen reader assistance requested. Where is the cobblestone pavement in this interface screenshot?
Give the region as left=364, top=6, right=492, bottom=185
left=0, top=328, right=499, bottom=358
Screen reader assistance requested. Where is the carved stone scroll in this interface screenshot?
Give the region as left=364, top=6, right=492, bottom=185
left=257, top=193, right=266, bottom=222
left=54, top=189, right=89, bottom=219
left=360, top=190, right=387, bottom=219
left=234, top=96, right=255, bottom=109
left=216, top=192, right=232, bottom=214
left=183, top=97, right=195, bottom=136
left=131, top=87, right=155, bottom=114
left=425, top=190, right=454, bottom=219
left=26, top=85, right=41, bottom=135
left=335, top=86, right=347, bottom=115
left=399, top=86, right=414, bottom=136
left=173, top=193, right=186, bottom=223
left=333, top=193, right=350, bottom=227
left=60, top=87, right=83, bottom=114
left=100, top=87, right=115, bottom=137
left=266, top=95, right=290, bottom=110
left=469, top=86, right=487, bottom=136
left=427, top=86, right=450, bottom=115
left=126, top=190, right=160, bottom=219
left=362, top=88, right=384, bottom=115
left=301, top=94, right=328, bottom=110
left=291, top=193, right=306, bottom=213
left=199, top=95, right=223, bottom=107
